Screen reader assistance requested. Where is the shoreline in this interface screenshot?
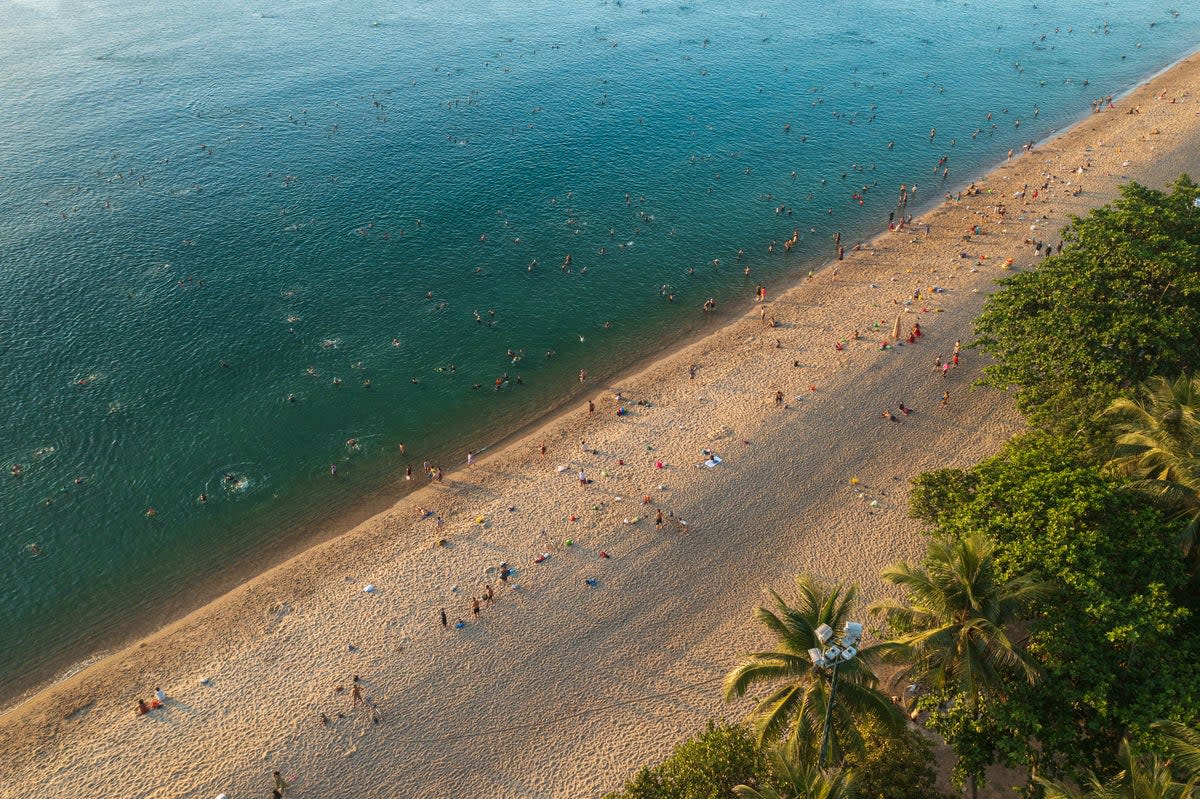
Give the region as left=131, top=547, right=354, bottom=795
left=3, top=49, right=1198, bottom=799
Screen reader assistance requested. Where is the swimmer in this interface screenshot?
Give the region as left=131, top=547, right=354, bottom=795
left=332, top=377, right=342, bottom=386
left=286, top=394, right=297, bottom=403
left=330, top=464, right=337, bottom=476
left=392, top=338, right=401, bottom=347
left=346, top=438, right=359, bottom=450
left=363, top=379, right=371, bottom=388
left=11, top=464, right=22, bottom=477
left=198, top=493, right=208, bottom=503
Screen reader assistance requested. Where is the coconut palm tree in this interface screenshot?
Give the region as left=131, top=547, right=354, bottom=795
left=1103, top=374, right=1200, bottom=577
left=1153, top=720, right=1200, bottom=784
left=734, top=744, right=856, bottom=799
left=871, top=534, right=1053, bottom=798
left=1035, top=737, right=1198, bottom=799
left=723, top=575, right=902, bottom=764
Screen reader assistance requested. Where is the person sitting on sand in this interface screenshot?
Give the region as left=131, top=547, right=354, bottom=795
left=137, top=699, right=152, bottom=715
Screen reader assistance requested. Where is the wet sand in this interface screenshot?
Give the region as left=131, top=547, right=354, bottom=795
left=2, top=51, right=1198, bottom=799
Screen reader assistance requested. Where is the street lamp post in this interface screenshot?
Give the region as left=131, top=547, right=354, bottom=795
left=808, top=620, right=863, bottom=769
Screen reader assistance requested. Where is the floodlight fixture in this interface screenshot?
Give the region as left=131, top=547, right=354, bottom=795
left=843, top=621, right=863, bottom=646
left=840, top=645, right=858, bottom=662
left=823, top=645, right=842, bottom=661
left=815, top=623, right=834, bottom=644
left=808, top=648, right=827, bottom=668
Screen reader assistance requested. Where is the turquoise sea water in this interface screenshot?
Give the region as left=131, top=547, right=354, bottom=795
left=1, top=0, right=1197, bottom=702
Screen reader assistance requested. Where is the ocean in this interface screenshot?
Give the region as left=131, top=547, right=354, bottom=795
left=1, top=0, right=1196, bottom=703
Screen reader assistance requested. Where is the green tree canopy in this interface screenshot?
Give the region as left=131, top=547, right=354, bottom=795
left=973, top=175, right=1200, bottom=439
left=910, top=432, right=1199, bottom=779
left=602, top=720, right=768, bottom=799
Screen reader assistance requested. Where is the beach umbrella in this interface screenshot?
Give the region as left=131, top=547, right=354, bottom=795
left=892, top=315, right=902, bottom=341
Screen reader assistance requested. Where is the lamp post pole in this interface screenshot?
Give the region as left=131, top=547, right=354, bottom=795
left=809, top=620, right=862, bottom=770
left=817, top=659, right=841, bottom=769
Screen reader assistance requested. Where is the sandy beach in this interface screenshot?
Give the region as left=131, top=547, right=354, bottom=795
left=3, top=51, right=1199, bottom=799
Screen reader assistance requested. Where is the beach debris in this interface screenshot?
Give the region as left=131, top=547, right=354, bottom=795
left=850, top=475, right=860, bottom=485
left=534, top=553, right=549, bottom=563
left=585, top=578, right=598, bottom=587
left=363, top=584, right=377, bottom=593
left=564, top=538, right=574, bottom=547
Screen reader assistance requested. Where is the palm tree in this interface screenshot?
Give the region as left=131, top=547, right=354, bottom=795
left=723, top=575, right=902, bottom=764
left=871, top=534, right=1053, bottom=798
left=1153, top=720, right=1200, bottom=784
left=1035, top=737, right=1198, bottom=799
left=734, top=744, right=856, bottom=799
left=1103, top=374, right=1200, bottom=576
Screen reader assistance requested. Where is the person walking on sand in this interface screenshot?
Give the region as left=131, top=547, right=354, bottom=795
left=273, top=771, right=289, bottom=796
left=351, top=679, right=363, bottom=707
left=466, top=451, right=475, bottom=467
left=940, top=390, right=950, bottom=408
left=656, top=509, right=664, bottom=530
left=440, top=608, right=448, bottom=628
left=472, top=597, right=481, bottom=617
